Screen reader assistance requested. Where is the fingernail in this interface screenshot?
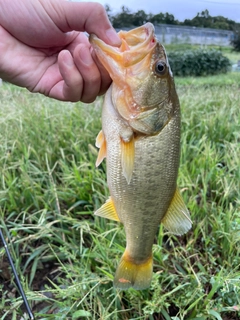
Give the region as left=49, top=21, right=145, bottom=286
left=79, top=47, right=92, bottom=65
left=106, top=28, right=121, bottom=46
left=63, top=51, right=74, bottom=66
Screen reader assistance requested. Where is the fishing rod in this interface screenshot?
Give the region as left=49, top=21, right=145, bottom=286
left=0, top=228, right=34, bottom=320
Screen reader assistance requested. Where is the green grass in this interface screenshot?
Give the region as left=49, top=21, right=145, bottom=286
left=175, top=71, right=240, bottom=86
left=0, top=69, right=239, bottom=320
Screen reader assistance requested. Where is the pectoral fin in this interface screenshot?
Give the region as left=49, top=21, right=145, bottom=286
left=121, top=137, right=135, bottom=184
left=95, top=130, right=107, bottom=167
left=161, top=188, right=192, bottom=235
left=94, top=197, right=120, bottom=222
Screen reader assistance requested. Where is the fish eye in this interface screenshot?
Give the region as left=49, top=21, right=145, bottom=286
left=154, top=60, right=168, bottom=76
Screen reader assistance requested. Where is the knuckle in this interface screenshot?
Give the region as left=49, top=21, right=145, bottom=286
left=92, top=2, right=105, bottom=14
left=82, top=96, right=96, bottom=104
left=88, top=3, right=109, bottom=26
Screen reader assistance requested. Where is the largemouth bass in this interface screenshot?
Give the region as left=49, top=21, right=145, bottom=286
left=90, top=23, right=192, bottom=290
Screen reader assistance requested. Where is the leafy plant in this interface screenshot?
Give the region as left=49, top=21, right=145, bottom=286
left=168, top=49, right=231, bottom=76
left=231, top=26, right=240, bottom=51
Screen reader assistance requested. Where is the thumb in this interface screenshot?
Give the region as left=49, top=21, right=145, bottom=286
left=53, top=1, right=121, bottom=46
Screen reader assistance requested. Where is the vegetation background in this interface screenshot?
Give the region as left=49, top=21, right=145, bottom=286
left=0, top=9, right=240, bottom=320
left=107, top=7, right=240, bottom=51
left=106, top=7, right=239, bottom=31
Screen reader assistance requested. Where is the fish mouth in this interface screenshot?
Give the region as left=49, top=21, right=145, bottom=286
left=89, top=23, right=157, bottom=69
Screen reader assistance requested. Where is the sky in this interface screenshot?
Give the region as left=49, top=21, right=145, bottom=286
left=80, top=0, right=240, bottom=23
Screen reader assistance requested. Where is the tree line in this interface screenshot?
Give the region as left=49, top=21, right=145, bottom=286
left=106, top=7, right=239, bottom=31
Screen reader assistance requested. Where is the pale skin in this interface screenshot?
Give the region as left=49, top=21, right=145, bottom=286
left=0, top=0, right=121, bottom=102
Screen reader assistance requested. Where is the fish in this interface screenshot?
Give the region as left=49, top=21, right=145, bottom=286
left=89, top=23, right=192, bottom=290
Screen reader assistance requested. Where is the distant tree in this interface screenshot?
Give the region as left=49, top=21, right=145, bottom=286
left=164, top=12, right=178, bottom=25
left=147, top=13, right=154, bottom=22
left=231, top=26, right=240, bottom=51
left=105, top=4, right=113, bottom=23
left=212, top=16, right=236, bottom=31
left=183, top=18, right=194, bottom=27
left=132, top=10, right=148, bottom=26
left=149, top=12, right=178, bottom=25
left=200, top=9, right=210, bottom=19
left=213, top=21, right=230, bottom=30
left=149, top=12, right=165, bottom=24
left=187, top=9, right=212, bottom=28
left=225, top=18, right=238, bottom=31
left=183, top=11, right=238, bottom=30
left=105, top=4, right=111, bottom=14
left=111, top=6, right=133, bottom=28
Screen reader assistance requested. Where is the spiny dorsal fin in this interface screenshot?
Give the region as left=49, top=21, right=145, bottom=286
left=94, top=197, right=120, bottom=222
left=161, top=188, right=192, bottom=235
left=121, top=137, right=135, bottom=184
left=95, top=130, right=107, bottom=167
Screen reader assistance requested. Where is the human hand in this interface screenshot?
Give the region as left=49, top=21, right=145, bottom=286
left=0, top=0, right=121, bottom=102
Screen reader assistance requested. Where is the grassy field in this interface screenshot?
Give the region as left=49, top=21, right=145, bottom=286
left=0, top=57, right=240, bottom=318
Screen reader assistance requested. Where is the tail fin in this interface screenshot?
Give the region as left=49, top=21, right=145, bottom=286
left=113, top=250, right=153, bottom=290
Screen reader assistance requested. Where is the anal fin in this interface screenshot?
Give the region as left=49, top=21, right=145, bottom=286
left=121, top=137, right=135, bottom=184
left=95, top=130, right=107, bottom=167
left=161, top=188, right=192, bottom=235
left=94, top=197, right=120, bottom=222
